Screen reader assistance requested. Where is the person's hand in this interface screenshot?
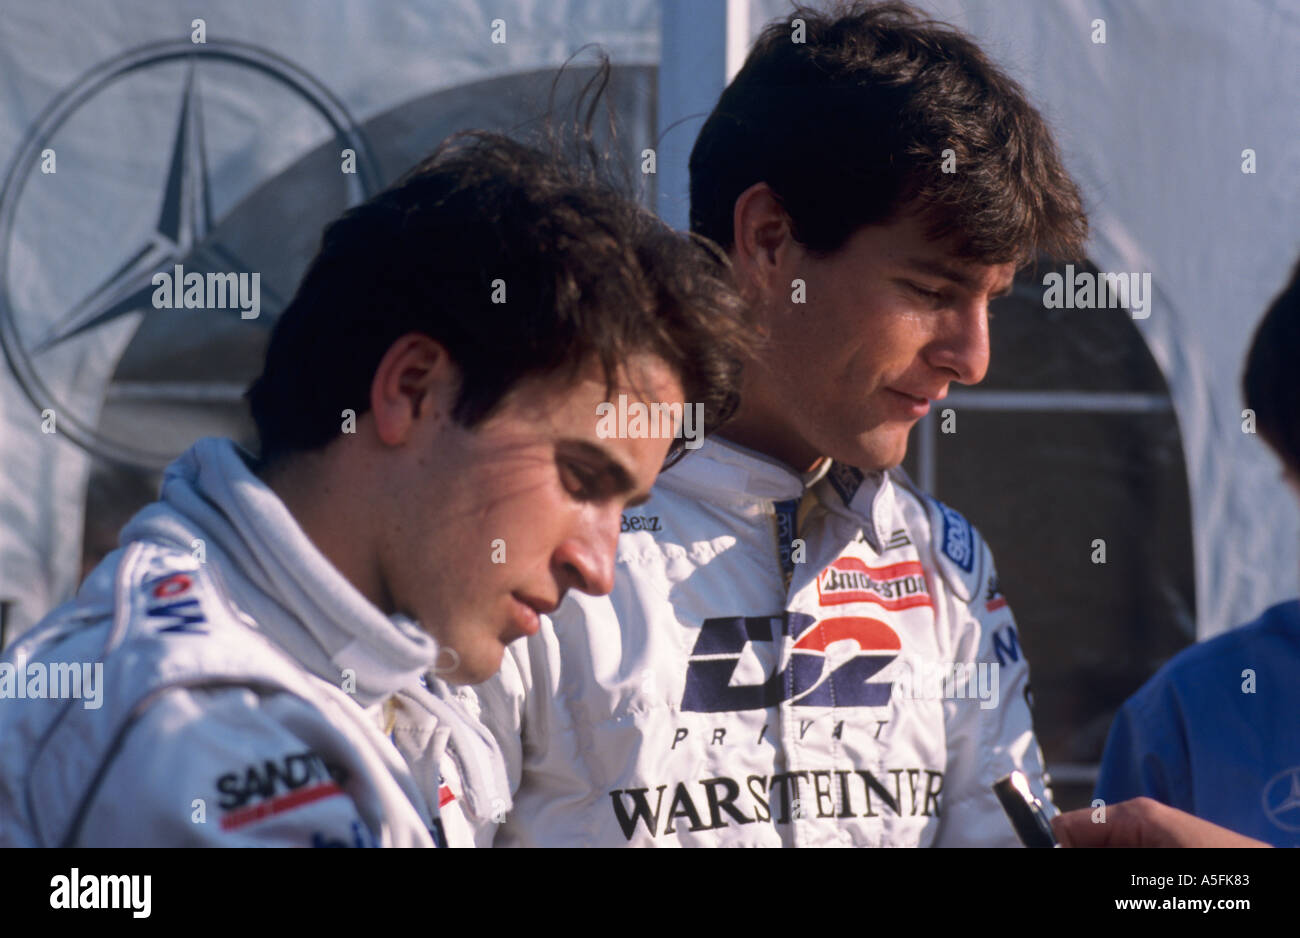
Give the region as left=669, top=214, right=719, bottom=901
left=1052, top=797, right=1270, bottom=847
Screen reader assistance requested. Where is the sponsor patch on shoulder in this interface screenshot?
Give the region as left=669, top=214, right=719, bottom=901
left=140, top=571, right=208, bottom=634
left=936, top=501, right=974, bottom=573
left=215, top=750, right=349, bottom=831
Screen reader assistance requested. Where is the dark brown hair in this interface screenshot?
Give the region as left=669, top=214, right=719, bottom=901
left=1244, top=258, right=1300, bottom=471
left=689, top=0, right=1088, bottom=264
left=247, top=130, right=750, bottom=468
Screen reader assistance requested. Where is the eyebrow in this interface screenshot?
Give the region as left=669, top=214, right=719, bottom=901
left=900, top=257, right=1015, bottom=299
left=560, top=440, right=653, bottom=505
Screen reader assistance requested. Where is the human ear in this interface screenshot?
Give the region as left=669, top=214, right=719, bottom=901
left=369, top=333, right=458, bottom=446
left=731, top=182, right=799, bottom=300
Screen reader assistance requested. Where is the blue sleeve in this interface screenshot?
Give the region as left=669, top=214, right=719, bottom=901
left=1094, top=683, right=1193, bottom=811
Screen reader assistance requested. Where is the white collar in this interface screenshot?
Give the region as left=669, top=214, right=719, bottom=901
left=121, top=437, right=440, bottom=707
left=658, top=437, right=894, bottom=549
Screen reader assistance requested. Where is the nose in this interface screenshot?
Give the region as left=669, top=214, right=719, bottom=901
left=926, top=299, right=990, bottom=385
left=552, top=508, right=620, bottom=598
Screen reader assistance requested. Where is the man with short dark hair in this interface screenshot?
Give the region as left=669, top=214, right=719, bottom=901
left=0, top=131, right=749, bottom=846
left=450, top=1, right=1089, bottom=847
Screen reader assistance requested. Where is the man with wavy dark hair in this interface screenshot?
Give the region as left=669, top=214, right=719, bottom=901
left=454, top=1, right=1089, bottom=847
left=0, top=131, right=750, bottom=847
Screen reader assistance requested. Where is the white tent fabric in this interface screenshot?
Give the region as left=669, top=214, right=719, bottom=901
left=749, top=0, right=1300, bottom=639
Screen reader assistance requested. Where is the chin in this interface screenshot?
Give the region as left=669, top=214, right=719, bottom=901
left=837, top=434, right=909, bottom=473
left=451, top=643, right=507, bottom=685
left=880, top=439, right=911, bottom=470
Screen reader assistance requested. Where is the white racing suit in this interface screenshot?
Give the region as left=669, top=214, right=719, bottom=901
left=440, top=438, right=1049, bottom=846
left=0, top=437, right=507, bottom=847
